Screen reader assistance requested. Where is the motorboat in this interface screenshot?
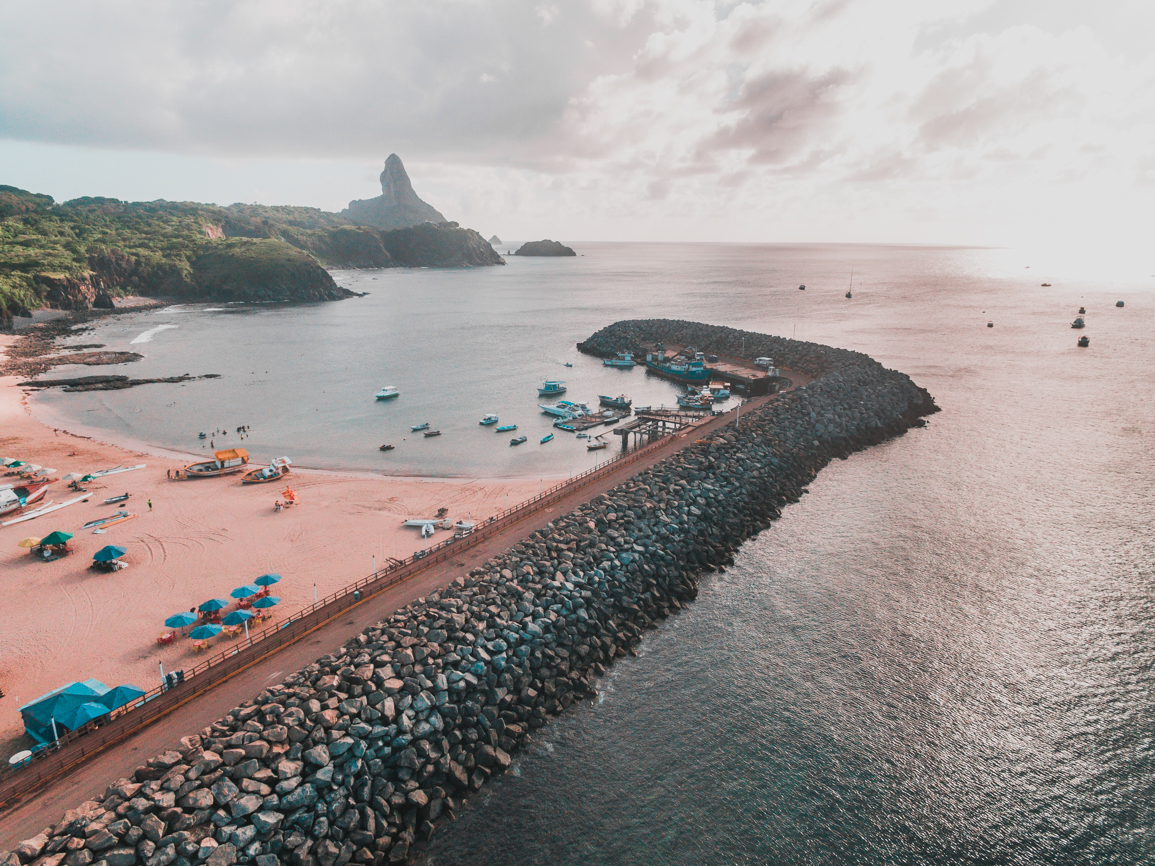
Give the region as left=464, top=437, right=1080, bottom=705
left=677, top=389, right=714, bottom=409
left=103, top=493, right=129, bottom=504
left=564, top=362, right=573, bottom=367
left=539, top=381, right=567, bottom=396
left=799, top=284, right=806, bottom=290
left=184, top=448, right=249, bottom=478
left=1041, top=282, right=1051, bottom=287
left=510, top=436, right=528, bottom=446
left=541, top=433, right=554, bottom=443
left=1117, top=301, right=1125, bottom=308
left=1071, top=317, right=1085, bottom=329
left=708, top=385, right=731, bottom=402
left=576, top=433, right=589, bottom=439
left=1078, top=307, right=1086, bottom=314
left=603, top=353, right=636, bottom=368
left=423, top=430, right=442, bottom=437
left=375, top=386, right=400, bottom=401
left=539, top=400, right=590, bottom=418
left=587, top=441, right=608, bottom=451
left=241, top=456, right=292, bottom=484
left=598, top=394, right=632, bottom=410
left=987, top=321, right=994, bottom=328
left=379, top=444, right=395, bottom=452
left=1078, top=336, right=1090, bottom=347
left=496, top=424, right=517, bottom=432
left=404, top=517, right=451, bottom=529
left=454, top=519, right=475, bottom=532
left=411, top=422, right=430, bottom=432
left=553, top=421, right=576, bottom=431
left=479, top=414, right=499, bottom=426
left=0, top=480, right=51, bottom=518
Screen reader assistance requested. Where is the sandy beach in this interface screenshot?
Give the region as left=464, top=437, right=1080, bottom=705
left=0, top=334, right=541, bottom=757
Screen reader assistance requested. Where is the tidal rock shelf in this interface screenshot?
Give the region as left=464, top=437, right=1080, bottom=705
left=2, top=321, right=936, bottom=866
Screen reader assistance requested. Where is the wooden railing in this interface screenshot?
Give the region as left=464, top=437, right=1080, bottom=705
left=0, top=406, right=732, bottom=810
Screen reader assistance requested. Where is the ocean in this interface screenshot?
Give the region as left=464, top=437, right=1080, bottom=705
left=35, top=244, right=1155, bottom=864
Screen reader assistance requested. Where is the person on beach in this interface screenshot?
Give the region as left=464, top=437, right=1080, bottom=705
left=148, top=499, right=153, bottom=511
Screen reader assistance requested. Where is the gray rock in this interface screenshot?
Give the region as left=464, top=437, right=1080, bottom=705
left=228, top=794, right=263, bottom=819
left=103, top=848, right=137, bottom=866
left=302, top=745, right=330, bottom=767
left=203, top=843, right=235, bottom=866
left=249, top=812, right=283, bottom=835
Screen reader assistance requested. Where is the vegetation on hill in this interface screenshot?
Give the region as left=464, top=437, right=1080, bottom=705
left=0, top=185, right=502, bottom=323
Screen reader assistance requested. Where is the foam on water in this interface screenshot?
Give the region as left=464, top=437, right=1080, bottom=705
left=128, top=323, right=179, bottom=344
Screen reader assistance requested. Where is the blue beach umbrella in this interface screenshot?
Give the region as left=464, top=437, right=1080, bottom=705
left=67, top=702, right=110, bottom=728
left=198, top=598, right=228, bottom=612
left=189, top=624, right=222, bottom=640
left=254, top=573, right=282, bottom=587
left=230, top=584, right=260, bottom=599
left=99, top=685, right=144, bottom=711
left=251, top=595, right=280, bottom=609
left=165, top=612, right=197, bottom=629
left=221, top=610, right=253, bottom=626
left=93, top=545, right=127, bottom=562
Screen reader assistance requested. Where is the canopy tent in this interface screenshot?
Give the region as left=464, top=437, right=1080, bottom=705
left=33, top=467, right=56, bottom=477
left=68, top=702, right=110, bottom=728
left=254, top=573, right=282, bottom=587
left=99, top=684, right=145, bottom=711
left=93, top=545, right=127, bottom=562
left=40, top=531, right=73, bottom=547
left=19, top=679, right=110, bottom=744
left=60, top=472, right=84, bottom=483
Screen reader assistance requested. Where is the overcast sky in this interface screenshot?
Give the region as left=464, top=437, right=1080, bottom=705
left=2, top=0, right=1152, bottom=250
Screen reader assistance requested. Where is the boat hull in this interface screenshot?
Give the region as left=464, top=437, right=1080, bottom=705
left=644, top=359, right=710, bottom=384
left=241, top=467, right=290, bottom=484
left=184, top=464, right=246, bottom=478
left=0, top=483, right=50, bottom=517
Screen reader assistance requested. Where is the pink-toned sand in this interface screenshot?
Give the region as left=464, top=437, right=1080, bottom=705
left=0, top=335, right=541, bottom=755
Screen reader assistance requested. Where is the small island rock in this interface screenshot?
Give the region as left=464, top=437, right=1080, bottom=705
left=513, top=239, right=576, bottom=257
left=488, top=235, right=502, bottom=245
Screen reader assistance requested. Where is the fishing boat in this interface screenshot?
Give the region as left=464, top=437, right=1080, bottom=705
left=103, top=493, right=129, bottom=504
left=709, top=385, right=731, bottom=402
left=987, top=321, right=994, bottom=328
left=379, top=444, right=395, bottom=452
left=0, top=481, right=51, bottom=518
left=1071, top=317, right=1085, bottom=329
left=645, top=351, right=710, bottom=383
left=603, top=353, right=636, bottom=368
left=576, top=433, right=589, bottom=439
left=799, top=284, right=806, bottom=290
left=411, top=422, right=430, bottom=432
left=496, top=424, right=517, bottom=432
left=1078, top=336, right=1090, bottom=347
left=479, top=414, right=499, bottom=426
left=510, top=436, right=527, bottom=446
left=553, top=421, right=576, bottom=431
left=598, top=394, right=632, bottom=410
left=541, top=433, right=554, bottom=444
left=184, top=448, right=249, bottom=478
left=587, top=441, right=608, bottom=451
left=539, top=381, right=567, bottom=396
left=423, top=430, right=441, bottom=437
left=1117, top=301, right=1125, bottom=308
left=241, top=456, right=292, bottom=484
left=677, top=388, right=714, bottom=409
left=375, top=386, right=400, bottom=401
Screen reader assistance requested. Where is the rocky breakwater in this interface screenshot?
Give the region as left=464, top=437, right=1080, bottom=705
left=1, top=324, right=935, bottom=866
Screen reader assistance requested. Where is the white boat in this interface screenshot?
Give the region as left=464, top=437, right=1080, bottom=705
left=0, top=481, right=51, bottom=518
left=539, top=381, right=567, bottom=396
left=710, top=386, right=730, bottom=402
left=587, top=441, right=608, bottom=451
left=479, top=414, right=499, bottom=426
left=241, top=456, right=292, bottom=484
left=603, top=353, right=636, bottom=368
left=539, top=400, right=591, bottom=418
left=375, top=386, right=400, bottom=400
left=411, top=422, right=430, bottom=432
left=404, top=518, right=451, bottom=529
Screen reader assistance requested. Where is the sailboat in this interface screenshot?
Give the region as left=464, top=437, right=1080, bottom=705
left=845, top=270, right=853, bottom=299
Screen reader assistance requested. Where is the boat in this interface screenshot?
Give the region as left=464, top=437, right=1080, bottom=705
left=1117, top=301, right=1125, bottom=308
left=1078, top=306, right=1086, bottom=314
left=553, top=421, right=576, bottom=431
left=587, top=441, right=608, bottom=451
left=709, top=386, right=731, bottom=402
left=411, top=422, right=430, bottom=432
left=799, top=284, right=806, bottom=290
left=510, top=436, right=527, bottom=446
left=845, top=291, right=852, bottom=298
left=576, top=433, right=589, bottom=439
left=987, top=321, right=994, bottom=328
left=496, top=424, right=517, bottom=432
left=1071, top=317, right=1085, bottom=329
left=379, top=444, right=395, bottom=452
left=184, top=448, right=249, bottom=478
left=539, top=381, right=567, bottom=396
left=423, top=430, right=441, bottom=437
left=1078, top=336, right=1090, bottom=347
left=454, top=519, right=475, bottom=531
left=103, top=493, right=129, bottom=504
left=404, top=518, right=451, bottom=529
left=754, top=357, right=773, bottom=369
left=479, top=414, right=499, bottom=426
left=375, top=386, right=400, bottom=401
left=0, top=481, right=51, bottom=518
left=677, top=388, right=714, bottom=409
left=603, top=353, right=636, bottom=368
left=539, top=400, right=590, bottom=418
left=241, top=456, right=292, bottom=484
left=541, top=434, right=554, bottom=443
left=198, top=432, right=207, bottom=439
left=564, top=362, right=573, bottom=367
left=846, top=270, right=853, bottom=299
left=1041, top=283, right=1051, bottom=287
left=598, top=394, right=632, bottom=410
left=644, top=350, right=710, bottom=384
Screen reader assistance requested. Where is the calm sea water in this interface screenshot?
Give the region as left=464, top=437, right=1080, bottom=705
left=39, top=245, right=1155, bottom=863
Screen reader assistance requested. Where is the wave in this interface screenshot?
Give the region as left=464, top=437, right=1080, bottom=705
left=129, top=324, right=179, bottom=345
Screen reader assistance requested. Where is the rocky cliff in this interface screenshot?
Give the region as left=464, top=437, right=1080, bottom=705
left=342, top=155, right=446, bottom=231
left=513, top=239, right=576, bottom=257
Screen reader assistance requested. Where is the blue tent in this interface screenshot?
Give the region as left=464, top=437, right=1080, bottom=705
left=19, top=679, right=109, bottom=744
left=65, top=702, right=110, bottom=728
left=99, top=684, right=145, bottom=711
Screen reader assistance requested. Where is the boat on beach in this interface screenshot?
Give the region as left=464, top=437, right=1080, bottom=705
left=598, top=394, right=632, bottom=410
left=510, top=436, right=527, bottom=446
left=184, top=449, right=249, bottom=478
left=539, top=381, right=567, bottom=396
left=411, top=422, right=430, bottom=432
left=241, top=456, right=292, bottom=484
left=496, top=424, right=517, bottom=432
left=479, top=414, right=499, bottom=426
left=603, top=353, right=636, bottom=368
left=0, top=481, right=51, bottom=518
left=375, top=386, right=400, bottom=400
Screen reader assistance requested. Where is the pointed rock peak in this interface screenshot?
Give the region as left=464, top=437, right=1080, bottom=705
left=380, top=153, right=418, bottom=205
left=343, top=153, right=447, bottom=230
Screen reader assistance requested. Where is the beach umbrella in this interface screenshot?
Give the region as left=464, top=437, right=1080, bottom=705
left=34, top=467, right=56, bottom=477
left=189, top=624, right=222, bottom=640
left=40, top=531, right=73, bottom=547
left=17, top=538, right=41, bottom=548
left=60, top=472, right=84, bottom=483
left=8, top=461, right=26, bottom=468
left=165, top=612, right=197, bottom=629
left=251, top=595, right=281, bottom=609
left=1, top=457, right=14, bottom=466
left=23, top=464, right=41, bottom=473
left=67, top=702, right=110, bottom=728
left=98, top=685, right=144, bottom=711
left=221, top=610, right=253, bottom=625
left=93, top=545, right=127, bottom=562
left=79, top=474, right=96, bottom=482
left=198, top=598, right=228, bottom=612
left=230, top=584, right=260, bottom=599
left=254, top=573, right=282, bottom=587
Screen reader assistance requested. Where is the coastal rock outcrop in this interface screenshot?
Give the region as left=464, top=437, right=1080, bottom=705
left=342, top=155, right=446, bottom=231
left=513, top=239, right=576, bottom=257
left=378, top=224, right=505, bottom=268
left=2, top=320, right=936, bottom=865
left=488, top=235, right=502, bottom=246
left=188, top=240, right=356, bottom=303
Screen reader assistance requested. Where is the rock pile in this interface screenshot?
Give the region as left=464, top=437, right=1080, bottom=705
left=2, top=322, right=935, bottom=866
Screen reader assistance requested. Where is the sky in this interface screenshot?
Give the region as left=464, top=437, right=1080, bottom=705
left=1, top=0, right=1153, bottom=251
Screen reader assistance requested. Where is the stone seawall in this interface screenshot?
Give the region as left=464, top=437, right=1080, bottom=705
left=3, top=322, right=936, bottom=866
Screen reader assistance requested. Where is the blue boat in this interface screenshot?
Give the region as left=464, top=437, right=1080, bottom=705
left=496, top=424, right=517, bottom=432
left=510, top=436, right=527, bottom=446
left=598, top=394, right=632, bottom=410
left=644, top=350, right=710, bottom=384
left=479, top=414, right=499, bottom=426
left=603, top=353, right=636, bottom=368
left=553, top=421, right=575, bottom=431
left=540, top=433, right=554, bottom=444
left=539, top=380, right=567, bottom=396
left=411, top=422, right=430, bottom=432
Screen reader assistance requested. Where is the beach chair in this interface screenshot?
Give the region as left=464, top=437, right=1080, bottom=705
left=192, top=641, right=208, bottom=653
left=156, top=633, right=175, bottom=646
left=237, top=599, right=252, bottom=610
